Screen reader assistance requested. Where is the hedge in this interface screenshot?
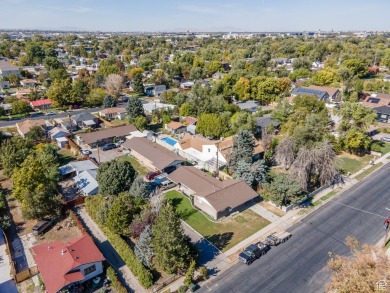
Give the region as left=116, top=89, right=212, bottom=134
left=106, top=266, right=127, bottom=293
left=102, top=226, right=154, bottom=288
left=85, top=196, right=154, bottom=288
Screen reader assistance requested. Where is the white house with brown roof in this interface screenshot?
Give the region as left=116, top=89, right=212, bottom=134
left=165, top=121, right=187, bottom=135
left=98, top=107, right=127, bottom=120
left=168, top=166, right=258, bottom=220
left=16, top=119, right=46, bottom=138
left=122, top=137, right=184, bottom=172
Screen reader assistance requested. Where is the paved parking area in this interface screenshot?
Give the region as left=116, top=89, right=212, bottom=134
left=90, top=147, right=127, bottom=163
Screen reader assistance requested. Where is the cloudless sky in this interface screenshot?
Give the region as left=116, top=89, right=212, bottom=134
left=0, top=0, right=389, bottom=32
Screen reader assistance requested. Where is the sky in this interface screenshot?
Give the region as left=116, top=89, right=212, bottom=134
left=0, top=0, right=389, bottom=32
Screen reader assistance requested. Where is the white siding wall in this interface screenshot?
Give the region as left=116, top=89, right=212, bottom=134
left=77, top=261, right=103, bottom=282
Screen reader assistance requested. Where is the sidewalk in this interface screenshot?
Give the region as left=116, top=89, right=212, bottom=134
left=74, top=206, right=147, bottom=293
left=250, top=204, right=280, bottom=222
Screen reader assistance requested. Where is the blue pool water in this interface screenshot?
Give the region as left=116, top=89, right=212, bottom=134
left=162, top=137, right=177, bottom=146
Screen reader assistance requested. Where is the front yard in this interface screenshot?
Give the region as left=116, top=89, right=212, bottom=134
left=117, top=155, right=149, bottom=176
left=338, top=153, right=374, bottom=174
left=165, top=191, right=270, bottom=251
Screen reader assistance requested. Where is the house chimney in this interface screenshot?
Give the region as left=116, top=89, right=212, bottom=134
left=61, top=249, right=66, bottom=255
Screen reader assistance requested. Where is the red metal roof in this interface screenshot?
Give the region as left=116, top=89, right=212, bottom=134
left=32, top=234, right=105, bottom=293
left=30, top=99, right=53, bottom=107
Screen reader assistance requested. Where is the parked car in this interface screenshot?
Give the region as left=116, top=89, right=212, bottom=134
left=163, top=165, right=177, bottom=174
left=265, top=231, right=292, bottom=246
left=381, top=137, right=390, bottom=142
left=45, top=112, right=56, bottom=116
left=80, top=149, right=91, bottom=155
left=114, top=140, right=125, bottom=148
left=32, top=220, right=52, bottom=236
left=145, top=171, right=161, bottom=181
left=238, top=242, right=269, bottom=265
left=101, top=143, right=116, bottom=151
left=160, top=181, right=177, bottom=191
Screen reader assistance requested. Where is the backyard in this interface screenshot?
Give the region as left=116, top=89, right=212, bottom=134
left=165, top=190, right=270, bottom=251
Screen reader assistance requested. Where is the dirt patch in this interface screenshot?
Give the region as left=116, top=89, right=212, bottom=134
left=8, top=194, right=37, bottom=237
left=259, top=201, right=285, bottom=217
left=0, top=169, right=13, bottom=190
left=35, top=212, right=83, bottom=245
left=338, top=152, right=362, bottom=159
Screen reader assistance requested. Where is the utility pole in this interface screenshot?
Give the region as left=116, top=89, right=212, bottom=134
left=215, top=141, right=220, bottom=178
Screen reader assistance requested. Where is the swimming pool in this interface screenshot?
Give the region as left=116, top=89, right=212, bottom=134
left=162, top=137, right=177, bottom=146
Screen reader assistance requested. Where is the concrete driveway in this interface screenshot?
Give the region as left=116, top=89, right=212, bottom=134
left=90, top=147, right=126, bottom=164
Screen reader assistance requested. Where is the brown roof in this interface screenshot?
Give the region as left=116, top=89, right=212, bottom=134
left=180, top=134, right=213, bottom=152
left=77, top=124, right=137, bottom=145
left=99, top=107, right=126, bottom=115
left=17, top=119, right=46, bottom=136
left=182, top=116, right=197, bottom=125
left=166, top=121, right=186, bottom=130
left=364, top=93, right=390, bottom=108
left=308, top=85, right=340, bottom=97
left=168, top=166, right=258, bottom=211
left=122, top=137, right=184, bottom=170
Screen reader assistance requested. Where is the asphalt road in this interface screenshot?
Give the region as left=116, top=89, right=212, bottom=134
left=200, top=164, right=390, bottom=293
left=0, top=103, right=126, bottom=128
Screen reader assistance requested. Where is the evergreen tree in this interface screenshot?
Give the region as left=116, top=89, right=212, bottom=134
left=152, top=202, right=190, bottom=273
left=96, top=160, right=136, bottom=196
left=133, top=71, right=144, bottom=94
left=126, top=96, right=145, bottom=123
left=229, top=130, right=254, bottom=172
left=235, top=160, right=267, bottom=188
left=129, top=176, right=151, bottom=198
left=134, top=225, right=154, bottom=268
left=184, top=259, right=196, bottom=286
left=102, top=95, right=117, bottom=108
left=262, top=174, right=303, bottom=207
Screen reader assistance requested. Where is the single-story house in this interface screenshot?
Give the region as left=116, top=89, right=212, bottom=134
left=1, top=103, right=12, bottom=114
left=56, top=137, right=68, bottom=148
left=16, top=119, right=46, bottom=138
left=0, top=81, right=10, bottom=89
left=59, top=160, right=98, bottom=178
left=168, top=166, right=258, bottom=220
left=291, top=87, right=329, bottom=101
left=308, top=85, right=340, bottom=102
left=74, top=169, right=99, bottom=196
left=55, top=118, right=78, bottom=132
left=0, top=60, right=20, bottom=77
left=180, top=81, right=195, bottom=89
left=234, top=100, right=260, bottom=112
left=98, top=107, right=127, bottom=120
left=49, top=127, right=70, bottom=140
left=182, top=116, right=197, bottom=125
left=20, top=79, right=38, bottom=87
left=212, top=71, right=224, bottom=80
left=32, top=234, right=105, bottom=293
left=165, top=122, right=187, bottom=135
left=75, top=124, right=137, bottom=148
left=256, top=115, right=280, bottom=133
left=142, top=101, right=176, bottom=113
left=364, top=93, right=390, bottom=108
left=71, top=113, right=99, bottom=129
left=30, top=99, right=53, bottom=111
left=145, top=84, right=167, bottom=96
left=122, top=137, right=184, bottom=172
left=373, top=106, right=390, bottom=123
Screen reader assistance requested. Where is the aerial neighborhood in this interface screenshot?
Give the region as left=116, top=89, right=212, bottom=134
left=0, top=27, right=390, bottom=293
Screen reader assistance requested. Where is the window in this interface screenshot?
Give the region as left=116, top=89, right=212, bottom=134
left=84, top=264, right=96, bottom=275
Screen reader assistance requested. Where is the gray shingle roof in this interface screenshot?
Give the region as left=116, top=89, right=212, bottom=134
left=373, top=106, right=390, bottom=116
left=0, top=60, right=19, bottom=72
left=71, top=113, right=97, bottom=122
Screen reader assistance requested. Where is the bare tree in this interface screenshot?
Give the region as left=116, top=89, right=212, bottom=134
left=290, top=147, right=314, bottom=192
left=327, top=237, right=390, bottom=293
left=150, top=193, right=165, bottom=214
left=104, top=74, right=123, bottom=99
left=275, top=135, right=295, bottom=170
left=316, top=140, right=337, bottom=185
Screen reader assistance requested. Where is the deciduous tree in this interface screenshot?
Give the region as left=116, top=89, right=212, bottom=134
left=105, top=74, right=123, bottom=98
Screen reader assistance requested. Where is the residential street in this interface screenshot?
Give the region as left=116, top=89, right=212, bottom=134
left=199, top=163, right=390, bottom=293
left=73, top=206, right=146, bottom=293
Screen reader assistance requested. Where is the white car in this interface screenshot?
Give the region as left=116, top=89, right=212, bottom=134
left=80, top=149, right=91, bottom=155
left=45, top=112, right=56, bottom=116
left=381, top=137, right=390, bottom=143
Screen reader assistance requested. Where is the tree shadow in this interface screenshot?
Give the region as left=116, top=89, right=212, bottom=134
left=204, top=232, right=234, bottom=251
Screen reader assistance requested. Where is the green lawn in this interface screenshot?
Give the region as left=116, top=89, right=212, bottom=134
left=338, top=154, right=373, bottom=174
left=118, top=155, right=149, bottom=176
left=355, top=162, right=384, bottom=181
left=165, top=190, right=270, bottom=251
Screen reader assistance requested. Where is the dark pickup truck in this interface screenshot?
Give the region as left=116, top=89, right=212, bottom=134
left=265, top=231, right=292, bottom=246
left=238, top=242, right=269, bottom=265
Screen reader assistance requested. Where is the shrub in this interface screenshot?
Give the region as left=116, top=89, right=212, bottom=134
left=177, top=285, right=188, bottom=293
left=106, top=266, right=127, bottom=293
left=198, top=266, right=208, bottom=281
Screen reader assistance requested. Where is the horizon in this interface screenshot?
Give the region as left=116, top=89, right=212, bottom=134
left=0, top=0, right=389, bottom=32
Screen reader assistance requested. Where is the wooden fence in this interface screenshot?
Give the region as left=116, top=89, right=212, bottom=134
left=152, top=274, right=181, bottom=293
left=14, top=265, right=39, bottom=283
